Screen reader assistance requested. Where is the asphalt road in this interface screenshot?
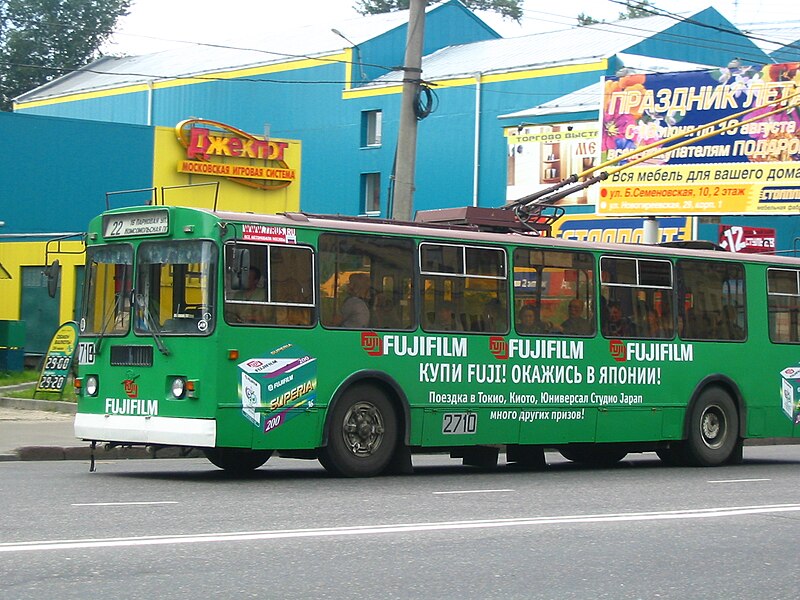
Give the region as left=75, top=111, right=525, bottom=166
left=2, top=448, right=799, bottom=600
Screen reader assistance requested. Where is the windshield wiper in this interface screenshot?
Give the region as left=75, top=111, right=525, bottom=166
left=135, top=293, right=170, bottom=356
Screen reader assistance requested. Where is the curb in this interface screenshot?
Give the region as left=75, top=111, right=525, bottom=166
left=0, top=396, right=76, bottom=414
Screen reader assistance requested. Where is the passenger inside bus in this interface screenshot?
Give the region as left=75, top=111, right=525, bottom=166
left=478, top=298, right=507, bottom=333
left=560, top=299, right=592, bottom=335
left=517, top=304, right=552, bottom=334
left=335, top=272, right=371, bottom=328
left=603, top=301, right=636, bottom=337
left=429, top=302, right=463, bottom=331
left=641, top=306, right=667, bottom=338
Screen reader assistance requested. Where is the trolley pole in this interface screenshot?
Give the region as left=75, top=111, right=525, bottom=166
left=392, top=0, right=426, bottom=221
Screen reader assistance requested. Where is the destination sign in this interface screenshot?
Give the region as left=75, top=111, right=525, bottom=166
left=103, top=209, right=169, bottom=238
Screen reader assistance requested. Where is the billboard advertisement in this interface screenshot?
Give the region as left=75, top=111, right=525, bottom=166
left=551, top=214, right=692, bottom=243
left=505, top=122, right=600, bottom=206
left=598, top=63, right=800, bottom=216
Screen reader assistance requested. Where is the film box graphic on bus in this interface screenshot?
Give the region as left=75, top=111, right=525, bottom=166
left=238, top=344, right=317, bottom=432
left=780, top=366, right=800, bottom=425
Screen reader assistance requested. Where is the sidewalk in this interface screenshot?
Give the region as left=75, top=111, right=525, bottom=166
left=0, top=394, right=201, bottom=461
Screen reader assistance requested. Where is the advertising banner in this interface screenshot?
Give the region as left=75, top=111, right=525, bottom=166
left=718, top=224, right=776, bottom=253
left=598, top=63, right=800, bottom=216
left=506, top=122, right=600, bottom=206
left=552, top=215, right=692, bottom=244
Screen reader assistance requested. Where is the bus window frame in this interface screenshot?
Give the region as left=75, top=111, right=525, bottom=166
left=513, top=247, right=596, bottom=337
left=134, top=238, right=218, bottom=337
left=600, top=256, right=674, bottom=340
left=81, top=242, right=134, bottom=337
left=676, top=259, right=746, bottom=342
left=319, top=232, right=416, bottom=331
left=223, top=240, right=316, bottom=328
left=419, top=241, right=509, bottom=334
left=767, top=267, right=800, bottom=344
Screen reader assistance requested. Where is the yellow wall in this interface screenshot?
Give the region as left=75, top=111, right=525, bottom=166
left=1, top=123, right=303, bottom=330
left=152, top=126, right=302, bottom=213
left=0, top=241, right=85, bottom=322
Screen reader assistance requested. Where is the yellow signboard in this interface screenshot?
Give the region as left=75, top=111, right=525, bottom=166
left=36, top=321, right=78, bottom=395
left=598, top=64, right=800, bottom=216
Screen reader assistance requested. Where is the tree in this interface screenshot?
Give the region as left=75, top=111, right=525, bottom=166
left=577, top=13, right=599, bottom=26
left=577, top=0, right=655, bottom=27
left=617, top=0, right=656, bottom=20
left=355, top=0, right=523, bottom=22
left=0, top=0, right=130, bottom=111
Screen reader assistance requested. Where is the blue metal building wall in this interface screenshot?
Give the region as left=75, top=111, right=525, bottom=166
left=356, top=1, right=499, bottom=86
left=0, top=112, right=154, bottom=234
left=18, top=90, right=150, bottom=126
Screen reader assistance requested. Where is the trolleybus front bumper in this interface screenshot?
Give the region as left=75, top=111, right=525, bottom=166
left=74, top=413, right=216, bottom=448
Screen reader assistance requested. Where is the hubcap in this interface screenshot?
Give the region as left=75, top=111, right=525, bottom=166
left=700, top=405, right=726, bottom=449
left=342, top=401, right=385, bottom=457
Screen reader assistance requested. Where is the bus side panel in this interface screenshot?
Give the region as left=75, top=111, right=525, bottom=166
left=596, top=407, right=663, bottom=443
left=518, top=408, right=597, bottom=444
left=419, top=407, right=519, bottom=446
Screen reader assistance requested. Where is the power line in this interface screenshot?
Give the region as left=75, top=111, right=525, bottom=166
left=5, top=7, right=797, bottom=100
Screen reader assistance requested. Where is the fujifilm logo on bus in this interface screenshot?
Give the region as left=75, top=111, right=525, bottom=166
left=609, top=340, right=694, bottom=363
left=362, top=332, right=467, bottom=357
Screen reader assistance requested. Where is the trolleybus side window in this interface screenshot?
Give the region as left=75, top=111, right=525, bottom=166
left=224, top=242, right=315, bottom=327
left=767, top=268, right=800, bottom=343
left=677, top=260, right=746, bottom=341
left=81, top=244, right=133, bottom=335
left=513, top=248, right=595, bottom=336
left=600, top=257, right=673, bottom=339
left=319, top=233, right=414, bottom=330
left=134, top=240, right=217, bottom=335
left=420, top=243, right=508, bottom=333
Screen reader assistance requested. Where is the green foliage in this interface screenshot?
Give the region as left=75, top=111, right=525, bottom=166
left=0, top=0, right=131, bottom=111
left=618, top=0, right=656, bottom=20
left=577, top=13, right=600, bottom=26
left=0, top=369, right=40, bottom=386
left=355, top=0, right=523, bottom=21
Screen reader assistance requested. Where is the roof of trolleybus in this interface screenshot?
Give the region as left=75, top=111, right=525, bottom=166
left=191, top=208, right=800, bottom=267
left=91, top=204, right=800, bottom=267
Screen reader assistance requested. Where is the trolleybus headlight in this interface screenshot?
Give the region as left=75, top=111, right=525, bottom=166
left=85, top=375, right=99, bottom=397
left=171, top=377, right=187, bottom=399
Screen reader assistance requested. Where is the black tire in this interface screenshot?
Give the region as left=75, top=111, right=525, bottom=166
left=559, top=444, right=627, bottom=466
left=203, top=448, right=273, bottom=473
left=319, top=383, right=399, bottom=477
left=682, top=386, right=739, bottom=467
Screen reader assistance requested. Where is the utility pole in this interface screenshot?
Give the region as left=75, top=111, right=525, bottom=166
left=392, top=0, right=426, bottom=221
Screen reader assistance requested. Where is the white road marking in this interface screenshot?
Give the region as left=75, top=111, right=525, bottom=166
left=2, top=504, right=798, bottom=554
left=71, top=501, right=179, bottom=507
left=707, top=478, right=771, bottom=484
left=433, top=489, right=514, bottom=495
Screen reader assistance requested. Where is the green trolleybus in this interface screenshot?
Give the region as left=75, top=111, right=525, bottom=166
left=74, top=204, right=800, bottom=476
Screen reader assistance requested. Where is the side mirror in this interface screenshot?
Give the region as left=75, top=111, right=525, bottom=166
left=229, top=248, right=250, bottom=290
left=44, top=259, right=61, bottom=298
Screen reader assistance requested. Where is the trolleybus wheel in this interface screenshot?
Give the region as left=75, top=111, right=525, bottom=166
left=203, top=448, right=273, bottom=473
left=559, top=444, right=627, bottom=466
left=319, top=383, right=398, bottom=477
left=682, top=387, right=739, bottom=466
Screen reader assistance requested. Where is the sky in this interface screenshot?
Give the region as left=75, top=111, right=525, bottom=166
left=104, top=0, right=797, bottom=56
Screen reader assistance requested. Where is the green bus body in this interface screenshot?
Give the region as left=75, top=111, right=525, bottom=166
left=74, top=206, right=800, bottom=475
